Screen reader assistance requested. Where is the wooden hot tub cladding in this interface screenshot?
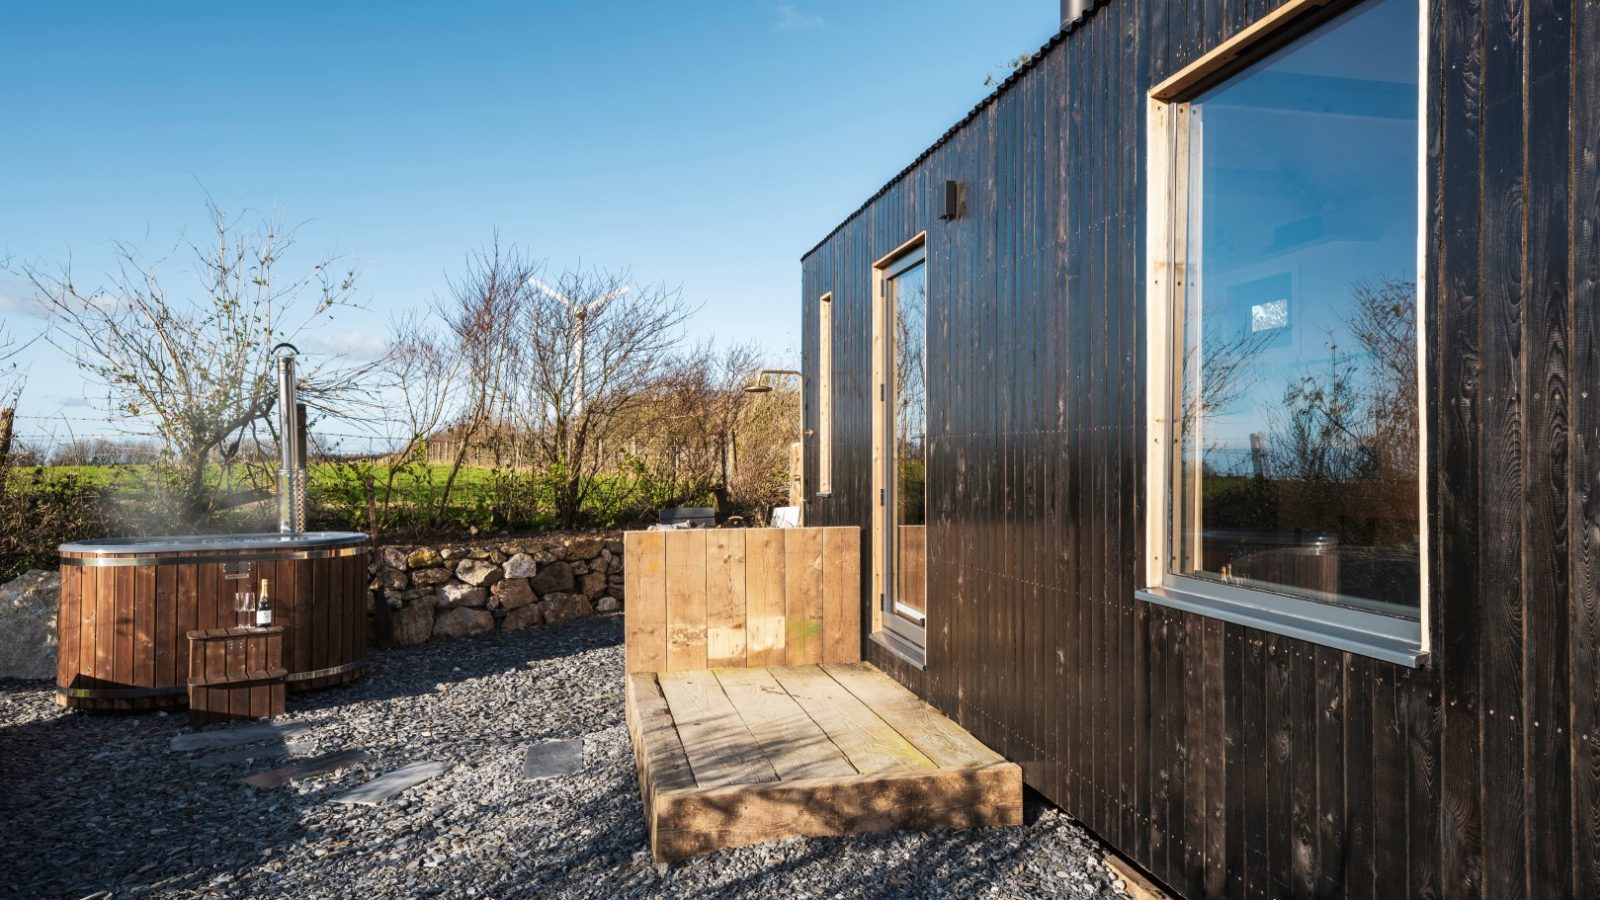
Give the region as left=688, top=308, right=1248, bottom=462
left=56, top=532, right=369, bottom=710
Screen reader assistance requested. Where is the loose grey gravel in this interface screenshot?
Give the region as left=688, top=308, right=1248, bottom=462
left=0, top=615, right=1132, bottom=900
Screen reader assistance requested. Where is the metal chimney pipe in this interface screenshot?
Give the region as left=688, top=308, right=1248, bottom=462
left=274, top=343, right=306, bottom=534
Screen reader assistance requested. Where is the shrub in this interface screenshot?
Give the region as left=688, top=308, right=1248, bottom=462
left=0, top=467, right=112, bottom=582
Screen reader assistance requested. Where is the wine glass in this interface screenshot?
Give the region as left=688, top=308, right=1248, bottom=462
left=235, top=591, right=254, bottom=629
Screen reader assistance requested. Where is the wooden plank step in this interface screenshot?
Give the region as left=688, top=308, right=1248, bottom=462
left=652, top=761, right=1023, bottom=863
left=821, top=662, right=1003, bottom=768
left=766, top=665, right=936, bottom=775
left=656, top=670, right=779, bottom=787
left=628, top=662, right=1023, bottom=864
left=713, top=667, right=857, bottom=779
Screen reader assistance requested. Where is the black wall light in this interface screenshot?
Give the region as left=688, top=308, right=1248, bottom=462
left=938, top=180, right=963, bottom=221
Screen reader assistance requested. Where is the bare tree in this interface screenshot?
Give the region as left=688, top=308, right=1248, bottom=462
left=509, top=265, right=694, bottom=527
left=0, top=319, right=33, bottom=494
left=1347, top=277, right=1418, bottom=478
left=431, top=238, right=529, bottom=521
left=628, top=343, right=766, bottom=508
left=377, top=311, right=464, bottom=524
left=13, top=199, right=372, bottom=522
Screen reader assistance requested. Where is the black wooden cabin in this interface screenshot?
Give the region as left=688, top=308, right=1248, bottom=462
left=799, top=0, right=1599, bottom=896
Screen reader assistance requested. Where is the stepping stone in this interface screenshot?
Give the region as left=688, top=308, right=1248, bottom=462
left=170, top=722, right=311, bottom=752
left=244, top=749, right=373, bottom=789
left=187, top=741, right=311, bottom=767
left=522, top=739, right=584, bottom=781
left=333, top=761, right=450, bottom=806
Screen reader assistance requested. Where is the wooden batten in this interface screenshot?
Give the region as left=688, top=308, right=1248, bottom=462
left=623, top=527, right=862, bottom=674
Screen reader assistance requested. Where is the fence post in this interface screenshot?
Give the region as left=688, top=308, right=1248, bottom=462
left=0, top=407, right=13, bottom=495
left=362, top=473, right=379, bottom=539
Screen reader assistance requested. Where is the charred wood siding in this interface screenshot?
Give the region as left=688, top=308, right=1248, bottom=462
left=799, top=0, right=1599, bottom=896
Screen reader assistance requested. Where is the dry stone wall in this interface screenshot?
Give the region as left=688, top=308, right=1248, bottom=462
left=372, top=535, right=624, bottom=646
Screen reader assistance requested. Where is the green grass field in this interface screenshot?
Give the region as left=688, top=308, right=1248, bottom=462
left=14, top=462, right=497, bottom=494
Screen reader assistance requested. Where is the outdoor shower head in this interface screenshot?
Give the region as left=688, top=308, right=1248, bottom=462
left=274, top=343, right=306, bottom=534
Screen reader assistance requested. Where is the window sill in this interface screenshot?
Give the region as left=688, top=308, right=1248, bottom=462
left=869, top=629, right=926, bottom=670
left=1135, top=583, right=1427, bottom=668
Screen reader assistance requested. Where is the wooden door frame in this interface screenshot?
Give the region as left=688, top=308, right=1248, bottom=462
left=871, top=232, right=929, bottom=668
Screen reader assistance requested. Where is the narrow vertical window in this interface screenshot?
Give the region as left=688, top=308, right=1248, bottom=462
left=871, top=236, right=928, bottom=666
left=818, top=292, right=833, bottom=496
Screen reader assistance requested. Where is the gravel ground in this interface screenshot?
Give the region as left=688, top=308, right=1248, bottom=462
left=0, top=616, right=1131, bottom=900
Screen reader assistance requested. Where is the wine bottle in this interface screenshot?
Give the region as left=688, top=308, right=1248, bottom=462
left=256, top=578, right=273, bottom=627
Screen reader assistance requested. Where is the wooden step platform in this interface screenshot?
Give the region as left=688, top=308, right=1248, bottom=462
left=626, top=662, right=1023, bottom=863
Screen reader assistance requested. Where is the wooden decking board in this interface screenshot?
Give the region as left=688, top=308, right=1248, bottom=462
left=631, top=661, right=1022, bottom=863
left=712, top=667, right=858, bottom=780
left=767, top=665, right=936, bottom=775
left=656, top=670, right=780, bottom=787
left=652, top=761, right=1023, bottom=863
left=821, top=662, right=1004, bottom=768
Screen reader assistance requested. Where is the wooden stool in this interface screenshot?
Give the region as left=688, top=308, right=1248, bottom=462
left=186, top=627, right=287, bottom=728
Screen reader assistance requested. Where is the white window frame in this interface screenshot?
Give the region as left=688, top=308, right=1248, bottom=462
left=1139, top=0, right=1429, bottom=667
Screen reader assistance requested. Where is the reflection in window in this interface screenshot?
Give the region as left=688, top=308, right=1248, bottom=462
left=891, top=261, right=927, bottom=620
left=819, top=293, right=833, bottom=494
left=1173, top=0, right=1419, bottom=618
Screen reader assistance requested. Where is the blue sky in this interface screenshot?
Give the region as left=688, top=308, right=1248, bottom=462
left=0, top=1, right=1053, bottom=445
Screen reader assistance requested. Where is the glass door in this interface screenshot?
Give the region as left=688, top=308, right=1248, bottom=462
left=883, top=252, right=927, bottom=652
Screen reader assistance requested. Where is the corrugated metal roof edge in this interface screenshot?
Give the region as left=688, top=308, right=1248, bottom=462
left=800, top=0, right=1110, bottom=262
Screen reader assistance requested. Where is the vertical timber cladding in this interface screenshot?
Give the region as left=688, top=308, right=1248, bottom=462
left=799, top=0, right=1600, bottom=896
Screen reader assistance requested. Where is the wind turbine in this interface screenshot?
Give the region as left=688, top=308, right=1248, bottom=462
left=526, top=276, right=630, bottom=419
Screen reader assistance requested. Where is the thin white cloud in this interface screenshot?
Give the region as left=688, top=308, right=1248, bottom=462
left=314, top=330, right=390, bottom=360
left=0, top=280, right=43, bottom=319
left=774, top=4, right=824, bottom=31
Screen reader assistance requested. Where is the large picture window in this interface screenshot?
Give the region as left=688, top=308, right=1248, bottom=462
left=1143, top=0, right=1425, bottom=664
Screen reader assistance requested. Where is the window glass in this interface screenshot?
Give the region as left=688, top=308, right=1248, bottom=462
left=819, top=294, right=833, bottom=494
left=1174, top=0, right=1419, bottom=618
left=891, top=261, right=927, bottom=622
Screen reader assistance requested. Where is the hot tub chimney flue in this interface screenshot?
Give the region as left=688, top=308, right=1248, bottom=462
left=274, top=343, right=306, bottom=534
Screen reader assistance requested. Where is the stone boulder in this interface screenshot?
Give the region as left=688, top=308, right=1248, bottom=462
left=579, top=571, right=607, bottom=599
left=540, top=592, right=593, bottom=625
left=390, top=594, right=437, bottom=646
left=380, top=568, right=408, bottom=591
left=436, top=582, right=487, bottom=609
left=411, top=567, right=453, bottom=588
left=381, top=546, right=408, bottom=570
left=490, top=578, right=536, bottom=610
left=596, top=596, right=621, bottom=613
left=0, top=570, right=60, bottom=680
left=406, top=547, right=442, bottom=569
left=502, top=604, right=542, bottom=631
left=530, top=561, right=575, bottom=597
left=564, top=537, right=605, bottom=559
left=454, top=558, right=502, bottom=588
left=433, top=606, right=494, bottom=639
left=502, top=553, right=538, bottom=579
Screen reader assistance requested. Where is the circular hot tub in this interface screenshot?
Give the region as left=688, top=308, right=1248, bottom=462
left=55, top=531, right=369, bottom=710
